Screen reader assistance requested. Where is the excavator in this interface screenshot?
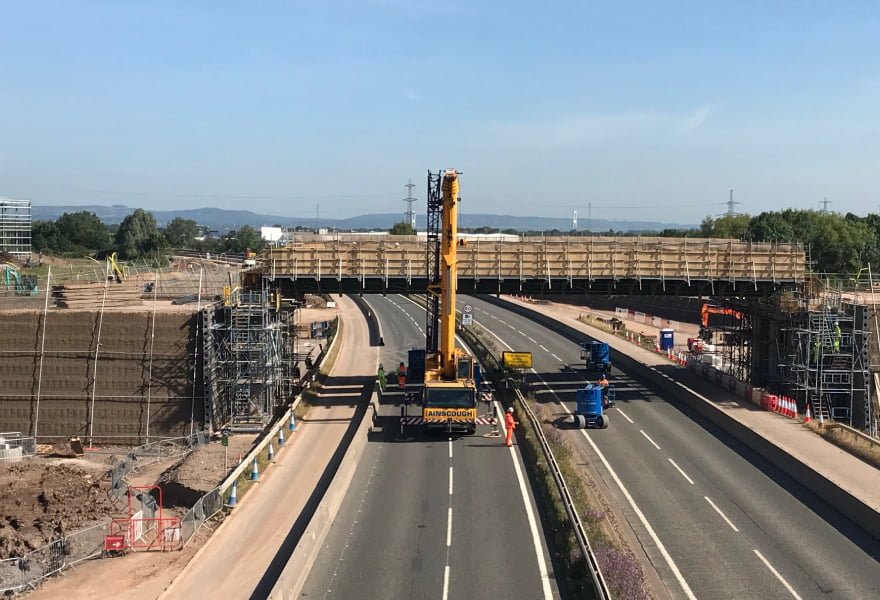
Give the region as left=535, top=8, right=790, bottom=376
left=419, top=169, right=478, bottom=435
left=699, top=303, right=742, bottom=343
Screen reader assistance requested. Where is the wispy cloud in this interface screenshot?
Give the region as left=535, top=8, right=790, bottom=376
left=680, top=104, right=714, bottom=133
left=476, top=105, right=716, bottom=148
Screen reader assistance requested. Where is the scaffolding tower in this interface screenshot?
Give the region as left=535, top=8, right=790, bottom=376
left=783, top=296, right=872, bottom=429
left=206, top=288, right=298, bottom=431
left=0, top=198, right=31, bottom=258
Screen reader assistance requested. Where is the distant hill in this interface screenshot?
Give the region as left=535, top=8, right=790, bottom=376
left=31, top=205, right=697, bottom=233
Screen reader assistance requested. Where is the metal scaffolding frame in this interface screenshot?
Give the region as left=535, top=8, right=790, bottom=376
left=205, top=287, right=299, bottom=431
left=780, top=295, right=872, bottom=429
left=0, top=198, right=31, bottom=258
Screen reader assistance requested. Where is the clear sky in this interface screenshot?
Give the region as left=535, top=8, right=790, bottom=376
left=1, top=1, right=878, bottom=225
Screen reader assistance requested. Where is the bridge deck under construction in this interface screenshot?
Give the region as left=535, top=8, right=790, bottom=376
left=252, top=236, right=806, bottom=296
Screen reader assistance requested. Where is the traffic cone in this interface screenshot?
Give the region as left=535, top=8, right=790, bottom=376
left=226, top=480, right=238, bottom=508
left=804, top=404, right=812, bottom=424
left=250, top=457, right=260, bottom=481
left=278, top=427, right=285, bottom=447
left=289, top=413, right=297, bottom=432
left=268, top=441, right=275, bottom=462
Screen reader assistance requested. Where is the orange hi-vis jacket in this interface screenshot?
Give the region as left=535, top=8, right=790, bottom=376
left=505, top=412, right=516, bottom=430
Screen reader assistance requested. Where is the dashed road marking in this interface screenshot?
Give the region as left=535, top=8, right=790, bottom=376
left=705, top=496, right=739, bottom=532
left=527, top=336, right=537, bottom=343
left=640, top=429, right=661, bottom=450
left=551, top=353, right=563, bottom=362
left=538, top=344, right=548, bottom=352
left=668, top=458, right=695, bottom=485
left=753, top=549, right=802, bottom=599
left=616, top=407, right=634, bottom=424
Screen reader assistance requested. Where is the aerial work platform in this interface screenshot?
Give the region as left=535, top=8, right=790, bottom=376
left=250, top=235, right=806, bottom=296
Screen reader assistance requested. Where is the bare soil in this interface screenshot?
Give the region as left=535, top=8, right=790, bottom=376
left=0, top=461, right=117, bottom=559
left=157, top=435, right=256, bottom=507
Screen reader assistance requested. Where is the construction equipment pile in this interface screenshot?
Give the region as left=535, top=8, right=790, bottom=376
left=51, top=280, right=143, bottom=309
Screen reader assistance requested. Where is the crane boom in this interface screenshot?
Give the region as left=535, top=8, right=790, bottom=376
left=438, top=169, right=460, bottom=379
left=419, top=168, right=477, bottom=435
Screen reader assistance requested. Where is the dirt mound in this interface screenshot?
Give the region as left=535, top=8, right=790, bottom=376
left=0, top=462, right=116, bottom=559
left=157, top=436, right=255, bottom=508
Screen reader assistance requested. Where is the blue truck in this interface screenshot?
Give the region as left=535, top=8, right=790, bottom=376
left=574, top=384, right=610, bottom=429
left=580, top=341, right=612, bottom=373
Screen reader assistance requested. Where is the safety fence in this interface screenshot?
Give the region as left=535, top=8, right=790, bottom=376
left=615, top=306, right=679, bottom=332
left=0, top=433, right=206, bottom=593
left=0, top=521, right=110, bottom=594
left=0, top=432, right=36, bottom=463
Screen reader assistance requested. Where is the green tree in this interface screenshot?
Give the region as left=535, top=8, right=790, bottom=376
left=32, top=211, right=111, bottom=255
left=162, top=217, right=200, bottom=248
left=115, top=208, right=164, bottom=259
left=701, top=214, right=750, bottom=239
left=221, top=225, right=264, bottom=253
left=389, top=221, right=416, bottom=235
left=747, top=211, right=796, bottom=242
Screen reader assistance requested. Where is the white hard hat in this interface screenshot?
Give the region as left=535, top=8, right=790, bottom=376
left=507, top=406, right=514, bottom=413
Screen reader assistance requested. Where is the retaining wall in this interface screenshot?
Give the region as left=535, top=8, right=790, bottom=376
left=0, top=310, right=201, bottom=440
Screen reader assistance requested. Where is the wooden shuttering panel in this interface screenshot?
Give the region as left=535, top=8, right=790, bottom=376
left=263, top=237, right=806, bottom=282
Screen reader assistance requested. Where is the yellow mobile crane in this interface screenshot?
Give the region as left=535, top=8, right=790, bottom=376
left=420, top=169, right=478, bottom=434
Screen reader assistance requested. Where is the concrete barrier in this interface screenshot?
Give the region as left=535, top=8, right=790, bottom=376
left=483, top=296, right=880, bottom=541
left=268, top=390, right=379, bottom=600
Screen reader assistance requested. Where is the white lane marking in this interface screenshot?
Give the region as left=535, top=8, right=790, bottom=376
left=668, top=458, right=695, bottom=485
left=551, top=353, right=563, bottom=362
left=538, top=344, right=549, bottom=352
left=753, top=549, right=803, bottom=600
left=498, top=319, right=507, bottom=324
left=448, top=437, right=453, bottom=459
left=616, top=407, right=634, bottom=424
left=492, top=400, right=554, bottom=599
left=639, top=429, right=661, bottom=450
left=705, top=496, right=739, bottom=532
left=446, top=507, right=453, bottom=547
left=508, top=324, right=516, bottom=330
left=528, top=374, right=697, bottom=599
left=449, top=466, right=453, bottom=495
left=528, top=336, right=537, bottom=343
left=491, top=314, right=499, bottom=320
left=442, top=565, right=450, bottom=600
left=519, top=330, right=527, bottom=336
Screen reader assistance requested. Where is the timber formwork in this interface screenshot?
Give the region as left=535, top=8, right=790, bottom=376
left=254, top=236, right=806, bottom=296
left=0, top=198, right=31, bottom=258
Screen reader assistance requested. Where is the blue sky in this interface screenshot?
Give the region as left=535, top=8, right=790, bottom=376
left=1, top=1, right=878, bottom=225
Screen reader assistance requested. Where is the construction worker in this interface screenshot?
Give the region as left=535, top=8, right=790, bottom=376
left=397, top=361, right=407, bottom=389
left=812, top=336, right=821, bottom=364
left=504, top=406, right=517, bottom=447
left=598, top=373, right=610, bottom=408
left=377, top=364, right=386, bottom=392
left=833, top=322, right=842, bottom=353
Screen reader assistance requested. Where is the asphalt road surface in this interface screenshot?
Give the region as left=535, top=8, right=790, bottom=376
left=460, top=294, right=880, bottom=599
left=300, top=295, right=560, bottom=600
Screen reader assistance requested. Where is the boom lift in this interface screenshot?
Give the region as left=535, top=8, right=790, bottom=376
left=420, top=169, right=478, bottom=434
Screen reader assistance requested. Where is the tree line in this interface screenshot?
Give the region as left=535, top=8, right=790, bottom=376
left=33, top=208, right=878, bottom=275
left=32, top=210, right=265, bottom=261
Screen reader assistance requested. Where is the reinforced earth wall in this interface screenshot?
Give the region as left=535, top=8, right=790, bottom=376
left=0, top=310, right=201, bottom=441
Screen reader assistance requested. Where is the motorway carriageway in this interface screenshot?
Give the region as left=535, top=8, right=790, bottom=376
left=460, top=295, right=880, bottom=599
left=300, top=295, right=559, bottom=600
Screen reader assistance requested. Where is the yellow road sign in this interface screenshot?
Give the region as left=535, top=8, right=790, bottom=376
left=502, top=351, right=533, bottom=369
